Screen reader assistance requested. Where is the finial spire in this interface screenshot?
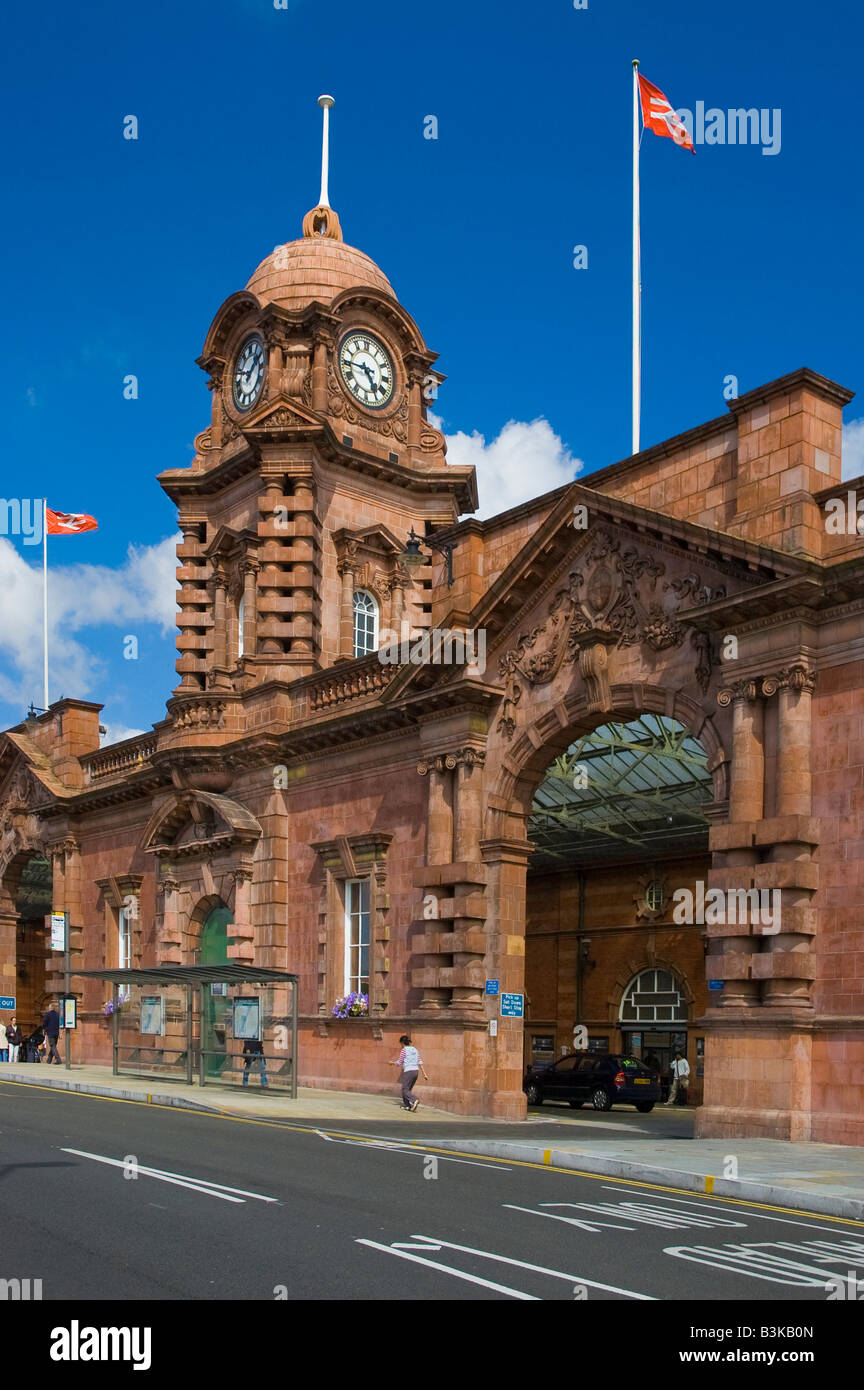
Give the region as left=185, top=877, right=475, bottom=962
left=302, top=94, right=343, bottom=241
left=318, top=94, right=334, bottom=207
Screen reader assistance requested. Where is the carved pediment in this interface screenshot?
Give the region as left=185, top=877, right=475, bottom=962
left=496, top=528, right=726, bottom=736
left=141, top=790, right=261, bottom=858
left=243, top=401, right=321, bottom=434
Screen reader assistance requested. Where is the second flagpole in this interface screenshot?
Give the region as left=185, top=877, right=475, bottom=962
left=42, top=498, right=49, bottom=711
left=632, top=58, right=641, bottom=456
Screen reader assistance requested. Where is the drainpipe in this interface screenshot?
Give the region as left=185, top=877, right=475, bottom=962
left=575, top=870, right=586, bottom=1028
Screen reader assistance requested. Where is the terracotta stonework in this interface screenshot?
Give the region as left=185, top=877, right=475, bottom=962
left=2, top=206, right=863, bottom=1140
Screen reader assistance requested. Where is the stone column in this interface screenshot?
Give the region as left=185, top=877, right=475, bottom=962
left=311, top=331, right=332, bottom=413
left=713, top=680, right=763, bottom=1007
left=390, top=568, right=408, bottom=634
left=758, top=665, right=817, bottom=1014
left=415, top=755, right=456, bottom=1010
left=156, top=870, right=182, bottom=966
left=227, top=868, right=255, bottom=964
left=337, top=555, right=358, bottom=659
left=45, top=837, right=84, bottom=994
left=454, top=749, right=484, bottom=863
left=242, top=560, right=259, bottom=659
left=211, top=565, right=228, bottom=672
left=479, top=837, right=531, bottom=1119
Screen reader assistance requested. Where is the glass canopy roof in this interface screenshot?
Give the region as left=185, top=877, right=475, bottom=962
left=528, top=714, right=712, bottom=870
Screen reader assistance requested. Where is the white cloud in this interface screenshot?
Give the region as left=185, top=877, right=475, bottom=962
left=100, top=723, right=147, bottom=747
left=438, top=416, right=583, bottom=519
left=0, top=534, right=179, bottom=712
left=842, top=418, right=864, bottom=481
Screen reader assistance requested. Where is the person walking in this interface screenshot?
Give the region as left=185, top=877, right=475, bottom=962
left=0, top=1018, right=8, bottom=1062
left=665, top=1050, right=690, bottom=1106
left=6, top=1018, right=21, bottom=1064
left=390, top=1033, right=428, bottom=1112
left=42, top=1002, right=62, bottom=1064
left=241, top=1036, right=268, bottom=1088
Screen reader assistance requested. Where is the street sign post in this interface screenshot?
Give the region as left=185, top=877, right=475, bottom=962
left=500, top=993, right=524, bottom=1018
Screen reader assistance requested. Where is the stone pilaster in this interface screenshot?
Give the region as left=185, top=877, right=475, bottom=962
left=711, top=680, right=764, bottom=1007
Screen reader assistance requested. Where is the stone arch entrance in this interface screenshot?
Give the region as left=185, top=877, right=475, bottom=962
left=476, top=683, right=727, bottom=1118
left=0, top=849, right=52, bottom=1033
left=517, top=702, right=717, bottom=1106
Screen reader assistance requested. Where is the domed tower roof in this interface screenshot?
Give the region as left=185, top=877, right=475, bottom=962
left=246, top=93, right=394, bottom=312
left=246, top=236, right=394, bottom=310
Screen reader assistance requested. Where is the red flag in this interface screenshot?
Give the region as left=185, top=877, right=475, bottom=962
left=46, top=507, right=98, bottom=535
left=638, top=74, right=695, bottom=153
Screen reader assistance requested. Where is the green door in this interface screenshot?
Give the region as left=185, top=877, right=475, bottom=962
left=200, top=906, right=231, bottom=1078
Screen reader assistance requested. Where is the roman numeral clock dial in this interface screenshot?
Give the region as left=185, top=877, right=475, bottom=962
left=232, top=334, right=266, bottom=410
left=338, top=332, right=394, bottom=409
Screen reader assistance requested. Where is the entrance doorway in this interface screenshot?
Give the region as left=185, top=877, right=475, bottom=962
left=15, top=854, right=52, bottom=1032
left=199, top=904, right=231, bottom=1077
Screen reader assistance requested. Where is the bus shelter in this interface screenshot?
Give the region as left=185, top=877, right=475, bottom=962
left=75, top=966, right=299, bottom=1096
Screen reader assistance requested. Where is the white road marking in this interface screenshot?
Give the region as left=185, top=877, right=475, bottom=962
left=411, top=1232, right=656, bottom=1299
left=391, top=1242, right=443, bottom=1250
left=664, top=1237, right=864, bottom=1287
left=356, top=1240, right=538, bottom=1299
left=314, top=1132, right=510, bottom=1169
left=540, top=1200, right=746, bottom=1230
left=505, top=1203, right=634, bottom=1232
left=599, top=1185, right=854, bottom=1232
left=61, top=1149, right=277, bottom=1203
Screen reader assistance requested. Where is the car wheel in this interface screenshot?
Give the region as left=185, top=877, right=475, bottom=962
left=635, top=1101, right=655, bottom=1113
left=591, top=1086, right=612, bottom=1111
left=568, top=1099, right=583, bottom=1109
left=525, top=1083, right=543, bottom=1105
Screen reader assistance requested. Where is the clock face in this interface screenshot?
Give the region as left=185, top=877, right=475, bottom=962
left=232, top=335, right=266, bottom=411
left=338, top=332, right=395, bottom=409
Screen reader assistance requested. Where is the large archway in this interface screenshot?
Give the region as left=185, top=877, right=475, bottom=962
left=520, top=711, right=714, bottom=1104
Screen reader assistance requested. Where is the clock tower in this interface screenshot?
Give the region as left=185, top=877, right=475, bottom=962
left=157, top=97, right=477, bottom=701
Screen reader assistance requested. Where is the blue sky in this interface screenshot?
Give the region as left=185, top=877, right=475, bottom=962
left=2, top=0, right=861, bottom=740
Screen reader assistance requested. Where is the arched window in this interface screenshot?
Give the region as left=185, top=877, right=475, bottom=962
left=619, top=968, right=687, bottom=1024
left=353, top=589, right=378, bottom=657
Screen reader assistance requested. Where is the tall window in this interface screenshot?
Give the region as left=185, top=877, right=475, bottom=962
left=353, top=590, right=378, bottom=657
left=118, top=906, right=132, bottom=969
left=237, top=595, right=245, bottom=659
left=344, top=878, right=371, bottom=996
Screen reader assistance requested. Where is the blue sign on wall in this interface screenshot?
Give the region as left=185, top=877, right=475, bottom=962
left=500, top=993, right=524, bottom=1018
left=708, top=980, right=725, bottom=991
left=0, top=996, right=15, bottom=1010
left=485, top=980, right=500, bottom=996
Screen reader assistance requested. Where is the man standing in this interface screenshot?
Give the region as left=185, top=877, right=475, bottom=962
left=42, top=1002, right=62, bottom=1065
left=665, top=1050, right=690, bottom=1106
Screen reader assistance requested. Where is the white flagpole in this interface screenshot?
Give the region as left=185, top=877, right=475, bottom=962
left=632, top=58, right=642, bottom=456
left=42, top=498, right=49, bottom=710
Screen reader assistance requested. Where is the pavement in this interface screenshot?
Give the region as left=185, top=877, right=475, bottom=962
left=4, top=1060, right=863, bottom=1222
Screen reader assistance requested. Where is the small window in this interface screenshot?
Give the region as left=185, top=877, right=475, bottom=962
left=554, top=1055, right=579, bottom=1072
left=353, top=590, right=378, bottom=657
left=344, top=878, right=371, bottom=996
left=645, top=880, right=666, bottom=913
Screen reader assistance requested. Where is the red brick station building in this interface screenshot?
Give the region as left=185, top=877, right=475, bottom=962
left=2, top=188, right=863, bottom=1144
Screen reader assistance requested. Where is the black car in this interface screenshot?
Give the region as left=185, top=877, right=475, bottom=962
left=523, top=1052, right=661, bottom=1112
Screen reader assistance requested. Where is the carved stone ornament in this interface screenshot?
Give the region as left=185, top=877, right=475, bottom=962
left=716, top=679, right=759, bottom=706
left=416, top=747, right=486, bottom=776
left=762, top=664, right=816, bottom=698
left=281, top=345, right=310, bottom=398
left=496, top=530, right=668, bottom=736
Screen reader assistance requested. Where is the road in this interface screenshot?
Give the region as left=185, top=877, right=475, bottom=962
left=1, top=1079, right=861, bottom=1302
